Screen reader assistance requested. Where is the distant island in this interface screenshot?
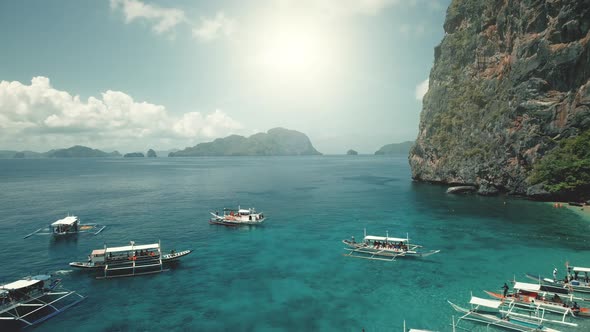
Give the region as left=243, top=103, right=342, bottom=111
left=0, top=150, right=43, bottom=158
left=0, top=146, right=121, bottom=158
left=45, top=146, right=121, bottom=158
left=169, top=128, right=322, bottom=157
left=124, top=152, right=145, bottom=158
left=147, top=149, right=157, bottom=158
left=375, top=141, right=413, bottom=155
left=347, top=149, right=358, bottom=155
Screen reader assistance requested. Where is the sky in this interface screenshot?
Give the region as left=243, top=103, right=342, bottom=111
left=0, top=0, right=450, bottom=154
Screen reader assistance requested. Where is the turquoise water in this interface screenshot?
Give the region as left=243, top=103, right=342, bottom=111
left=1, top=156, right=590, bottom=331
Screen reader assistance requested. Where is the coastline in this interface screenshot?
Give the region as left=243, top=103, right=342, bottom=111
left=547, top=202, right=590, bottom=221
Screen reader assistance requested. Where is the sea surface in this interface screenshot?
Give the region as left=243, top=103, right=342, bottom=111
left=1, top=156, right=589, bottom=332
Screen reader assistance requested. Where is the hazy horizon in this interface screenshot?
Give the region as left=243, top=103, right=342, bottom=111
left=0, top=0, right=450, bottom=154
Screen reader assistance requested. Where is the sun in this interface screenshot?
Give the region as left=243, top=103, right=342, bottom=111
left=255, top=24, right=328, bottom=79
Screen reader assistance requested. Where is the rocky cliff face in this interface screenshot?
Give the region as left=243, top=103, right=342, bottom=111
left=410, top=0, right=590, bottom=197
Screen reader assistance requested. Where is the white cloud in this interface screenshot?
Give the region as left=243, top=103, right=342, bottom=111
left=110, top=0, right=186, bottom=35
left=192, top=12, right=236, bottom=42
left=415, top=78, right=429, bottom=100
left=173, top=110, right=242, bottom=138
left=0, top=77, right=243, bottom=151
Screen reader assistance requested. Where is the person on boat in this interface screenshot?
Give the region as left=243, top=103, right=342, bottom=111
left=351, top=236, right=355, bottom=244
left=502, top=283, right=509, bottom=298
left=573, top=301, right=580, bottom=310
left=585, top=272, right=589, bottom=283
left=553, top=293, right=562, bottom=303
left=553, top=267, right=558, bottom=282
left=574, top=271, right=579, bottom=280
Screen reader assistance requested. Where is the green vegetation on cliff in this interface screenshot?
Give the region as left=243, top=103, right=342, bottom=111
left=528, top=130, right=590, bottom=195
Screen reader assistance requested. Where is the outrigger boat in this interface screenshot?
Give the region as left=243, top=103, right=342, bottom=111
left=448, top=295, right=568, bottom=331
left=342, top=230, right=440, bottom=261
left=209, top=207, right=265, bottom=226
left=69, top=241, right=192, bottom=279
left=485, top=281, right=590, bottom=318
left=24, top=215, right=106, bottom=239
left=0, top=275, right=85, bottom=330
left=527, top=269, right=590, bottom=294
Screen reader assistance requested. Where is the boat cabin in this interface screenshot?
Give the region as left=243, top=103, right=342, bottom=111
left=363, top=235, right=409, bottom=249
left=0, top=275, right=50, bottom=302
left=89, top=242, right=161, bottom=265
left=51, top=216, right=79, bottom=234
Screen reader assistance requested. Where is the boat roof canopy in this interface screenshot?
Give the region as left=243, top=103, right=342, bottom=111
left=1, top=279, right=42, bottom=290
left=104, top=243, right=159, bottom=253
left=364, top=235, right=408, bottom=242
left=513, top=282, right=541, bottom=291
left=51, top=216, right=78, bottom=226
left=573, top=266, right=590, bottom=273
left=238, top=209, right=251, bottom=214
left=470, top=296, right=502, bottom=309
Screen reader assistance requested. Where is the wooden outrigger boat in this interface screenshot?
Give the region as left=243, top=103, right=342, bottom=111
left=24, top=215, right=106, bottom=239
left=0, top=275, right=85, bottom=330
left=69, top=241, right=192, bottom=279
left=342, top=230, right=440, bottom=261
left=485, top=281, right=590, bottom=318
left=527, top=269, right=590, bottom=295
left=448, top=295, right=567, bottom=331
left=209, top=206, right=265, bottom=226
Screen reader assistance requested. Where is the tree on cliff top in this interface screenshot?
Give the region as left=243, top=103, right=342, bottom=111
left=528, top=130, right=590, bottom=196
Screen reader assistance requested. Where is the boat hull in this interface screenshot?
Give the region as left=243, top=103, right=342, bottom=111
left=484, top=291, right=578, bottom=316
left=69, top=249, right=192, bottom=269
left=526, top=273, right=590, bottom=294
left=209, top=218, right=264, bottom=226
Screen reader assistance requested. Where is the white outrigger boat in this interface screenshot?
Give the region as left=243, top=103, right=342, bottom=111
left=209, top=207, right=265, bottom=226
left=527, top=267, right=590, bottom=294
left=485, top=281, right=590, bottom=318
left=69, top=241, right=192, bottom=279
left=448, top=295, right=569, bottom=331
left=342, top=230, right=440, bottom=261
left=0, top=275, right=85, bottom=330
left=24, top=215, right=106, bottom=239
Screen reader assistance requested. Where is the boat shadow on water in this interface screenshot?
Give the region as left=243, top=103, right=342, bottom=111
left=48, top=234, right=79, bottom=247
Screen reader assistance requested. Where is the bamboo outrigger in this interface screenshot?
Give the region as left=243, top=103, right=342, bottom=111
left=449, top=293, right=578, bottom=331
left=485, top=281, right=590, bottom=318
left=0, top=275, right=85, bottom=330
left=69, top=241, right=192, bottom=279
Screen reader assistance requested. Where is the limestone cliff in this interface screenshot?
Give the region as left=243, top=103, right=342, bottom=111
left=410, top=0, right=590, bottom=198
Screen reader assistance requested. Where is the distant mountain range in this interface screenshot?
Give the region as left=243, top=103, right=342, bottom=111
left=374, top=141, right=414, bottom=155
left=169, top=128, right=322, bottom=157
left=0, top=146, right=121, bottom=158
left=0, top=128, right=322, bottom=158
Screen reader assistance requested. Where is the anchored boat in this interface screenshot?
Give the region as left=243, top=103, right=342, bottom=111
left=485, top=281, right=590, bottom=318
left=0, top=275, right=85, bottom=330
left=69, top=241, right=192, bottom=279
left=342, top=230, right=440, bottom=261
left=24, top=215, right=106, bottom=239
left=527, top=271, right=590, bottom=295
left=448, top=295, right=568, bottom=331
left=209, top=207, right=265, bottom=226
